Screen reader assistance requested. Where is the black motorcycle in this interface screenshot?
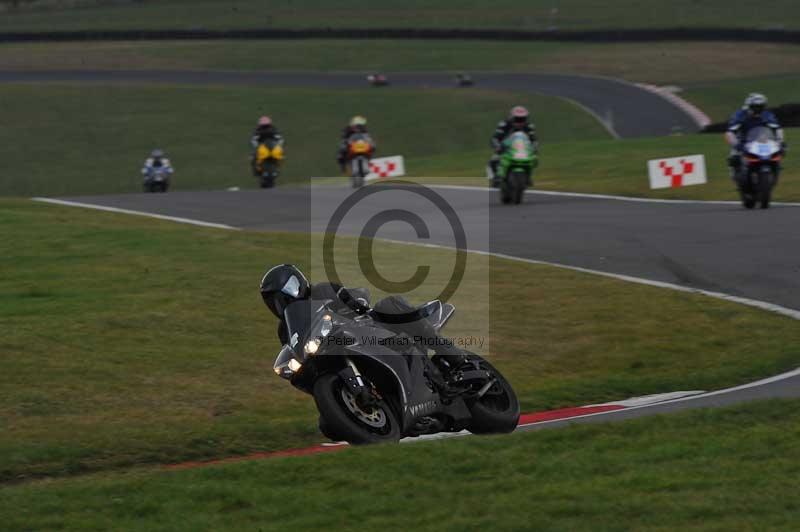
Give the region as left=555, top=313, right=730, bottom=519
left=272, top=294, right=520, bottom=444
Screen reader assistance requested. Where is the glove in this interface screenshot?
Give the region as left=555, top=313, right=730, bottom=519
left=781, top=142, right=788, bottom=155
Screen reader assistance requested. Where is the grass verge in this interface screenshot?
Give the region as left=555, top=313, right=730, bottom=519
left=1, top=398, right=799, bottom=531
left=2, top=199, right=800, bottom=480
left=1, top=0, right=799, bottom=31
left=1, top=40, right=798, bottom=85
left=683, top=74, right=800, bottom=122
left=0, top=83, right=608, bottom=197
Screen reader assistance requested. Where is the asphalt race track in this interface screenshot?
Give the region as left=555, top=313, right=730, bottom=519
left=0, top=70, right=700, bottom=137
left=59, top=186, right=800, bottom=312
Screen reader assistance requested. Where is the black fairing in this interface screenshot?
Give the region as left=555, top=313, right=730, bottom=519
left=282, top=299, right=472, bottom=435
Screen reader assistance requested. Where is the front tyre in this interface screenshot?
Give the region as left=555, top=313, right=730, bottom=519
left=511, top=170, right=527, bottom=204
left=313, top=373, right=401, bottom=444
left=464, top=355, right=520, bottom=434
left=758, top=168, right=773, bottom=209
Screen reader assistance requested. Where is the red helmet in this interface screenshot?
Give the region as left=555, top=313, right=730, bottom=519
left=258, top=116, right=273, bottom=127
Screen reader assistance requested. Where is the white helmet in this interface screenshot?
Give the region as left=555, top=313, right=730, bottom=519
left=744, top=93, right=768, bottom=113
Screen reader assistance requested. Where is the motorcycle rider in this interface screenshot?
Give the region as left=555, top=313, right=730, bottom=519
left=489, top=105, right=538, bottom=187
left=725, top=93, right=786, bottom=184
left=141, top=148, right=174, bottom=177
left=337, top=115, right=372, bottom=172
left=250, top=116, right=285, bottom=176
left=260, top=264, right=468, bottom=369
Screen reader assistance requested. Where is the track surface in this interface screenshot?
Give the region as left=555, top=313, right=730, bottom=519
left=62, top=186, right=800, bottom=311
left=0, top=70, right=699, bottom=137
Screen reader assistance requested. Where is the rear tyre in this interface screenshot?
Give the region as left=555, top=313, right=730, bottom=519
left=313, top=373, right=401, bottom=445
left=463, top=355, right=520, bottom=434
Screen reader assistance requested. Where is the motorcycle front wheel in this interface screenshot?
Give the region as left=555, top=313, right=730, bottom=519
left=511, top=170, right=527, bottom=204
left=313, top=373, right=401, bottom=444
left=758, top=169, right=773, bottom=209
left=463, top=355, right=520, bottom=434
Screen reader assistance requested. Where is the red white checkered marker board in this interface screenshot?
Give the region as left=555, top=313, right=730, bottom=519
left=366, top=156, right=405, bottom=181
left=647, top=154, right=707, bottom=189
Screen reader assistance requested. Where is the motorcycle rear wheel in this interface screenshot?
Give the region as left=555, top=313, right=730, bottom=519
left=313, top=373, right=401, bottom=444
left=463, top=355, right=520, bottom=434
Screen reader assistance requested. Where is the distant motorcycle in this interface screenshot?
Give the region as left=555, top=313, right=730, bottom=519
left=738, top=126, right=784, bottom=209
left=367, top=74, right=389, bottom=87
left=456, top=73, right=474, bottom=87
left=498, top=131, right=538, bottom=204
left=142, top=165, right=171, bottom=193
left=255, top=139, right=284, bottom=189
left=273, top=293, right=520, bottom=444
left=346, top=132, right=375, bottom=188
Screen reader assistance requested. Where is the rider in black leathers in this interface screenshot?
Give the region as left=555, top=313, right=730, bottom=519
left=260, top=264, right=467, bottom=368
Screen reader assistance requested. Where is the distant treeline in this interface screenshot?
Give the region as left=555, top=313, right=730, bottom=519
left=0, top=27, right=799, bottom=44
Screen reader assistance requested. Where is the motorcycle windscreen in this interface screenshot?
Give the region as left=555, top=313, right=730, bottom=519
left=745, top=126, right=777, bottom=143
left=283, top=299, right=330, bottom=349
left=507, top=132, right=533, bottom=160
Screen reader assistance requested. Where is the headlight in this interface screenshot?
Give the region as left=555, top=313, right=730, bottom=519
left=273, top=344, right=302, bottom=379
left=304, top=314, right=333, bottom=356
left=304, top=338, right=320, bottom=355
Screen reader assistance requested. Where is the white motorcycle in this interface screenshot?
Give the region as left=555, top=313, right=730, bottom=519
left=738, top=126, right=784, bottom=209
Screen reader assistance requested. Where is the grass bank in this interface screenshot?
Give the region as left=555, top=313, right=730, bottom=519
left=683, top=74, right=800, bottom=122
left=2, top=199, right=800, bottom=480
left=2, top=0, right=799, bottom=32
left=0, top=83, right=608, bottom=197
left=2, top=398, right=799, bottom=531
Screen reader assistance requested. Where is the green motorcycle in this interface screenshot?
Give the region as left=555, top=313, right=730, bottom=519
left=497, top=131, right=538, bottom=204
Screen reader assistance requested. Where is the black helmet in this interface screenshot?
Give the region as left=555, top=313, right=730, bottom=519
left=260, top=264, right=310, bottom=318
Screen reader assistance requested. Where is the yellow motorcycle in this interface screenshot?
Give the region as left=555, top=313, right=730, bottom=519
left=346, top=133, right=375, bottom=188
left=255, top=140, right=284, bottom=188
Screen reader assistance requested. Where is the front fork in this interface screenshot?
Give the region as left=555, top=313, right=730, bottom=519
left=339, top=358, right=375, bottom=405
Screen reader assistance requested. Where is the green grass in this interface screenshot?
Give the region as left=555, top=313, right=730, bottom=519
left=2, top=0, right=799, bottom=31
left=683, top=74, right=800, bottom=122
left=0, top=83, right=608, bottom=196
left=2, top=198, right=800, bottom=480
left=2, top=398, right=799, bottom=531
left=2, top=40, right=799, bottom=86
